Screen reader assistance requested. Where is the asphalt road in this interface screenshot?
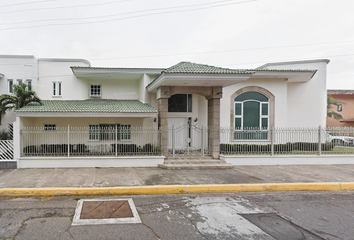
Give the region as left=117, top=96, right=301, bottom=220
left=1, top=191, right=353, bottom=240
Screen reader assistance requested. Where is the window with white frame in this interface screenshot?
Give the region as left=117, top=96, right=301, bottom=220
left=52, top=82, right=62, bottom=96
left=26, top=80, right=32, bottom=91
left=8, top=79, right=13, bottom=93
left=89, top=124, right=99, bottom=140
left=17, top=79, right=22, bottom=85
left=88, top=124, right=131, bottom=140
left=234, top=91, right=269, bottom=140
left=44, top=124, right=56, bottom=131
left=90, top=85, right=101, bottom=97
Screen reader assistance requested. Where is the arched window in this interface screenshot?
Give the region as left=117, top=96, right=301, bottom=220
left=234, top=91, right=269, bottom=139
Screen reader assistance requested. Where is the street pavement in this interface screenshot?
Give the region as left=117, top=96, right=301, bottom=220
left=1, top=164, right=354, bottom=188
left=1, top=192, right=354, bottom=240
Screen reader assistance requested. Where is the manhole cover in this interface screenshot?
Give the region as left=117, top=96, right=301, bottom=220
left=72, top=199, right=141, bottom=226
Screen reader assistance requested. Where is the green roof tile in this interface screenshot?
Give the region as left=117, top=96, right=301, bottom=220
left=163, top=62, right=254, bottom=74
left=16, top=99, right=157, bottom=113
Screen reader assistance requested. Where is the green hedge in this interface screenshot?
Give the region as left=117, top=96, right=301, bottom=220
left=220, top=142, right=334, bottom=154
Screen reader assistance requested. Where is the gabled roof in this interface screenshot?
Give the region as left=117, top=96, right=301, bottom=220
left=146, top=61, right=316, bottom=91
left=16, top=99, right=157, bottom=113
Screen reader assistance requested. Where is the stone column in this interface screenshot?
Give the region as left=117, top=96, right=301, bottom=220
left=157, top=87, right=170, bottom=157
left=206, top=87, right=222, bottom=159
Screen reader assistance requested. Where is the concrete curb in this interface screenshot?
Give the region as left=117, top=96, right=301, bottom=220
left=1, top=182, right=354, bottom=197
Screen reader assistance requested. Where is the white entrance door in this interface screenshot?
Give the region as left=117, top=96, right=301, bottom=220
left=168, top=117, right=189, bottom=149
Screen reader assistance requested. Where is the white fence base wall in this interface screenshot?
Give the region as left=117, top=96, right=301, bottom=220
left=220, top=155, right=354, bottom=166
left=18, top=156, right=165, bottom=168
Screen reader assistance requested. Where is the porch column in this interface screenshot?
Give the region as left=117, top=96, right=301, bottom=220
left=206, top=86, right=222, bottom=159
left=157, top=87, right=171, bottom=157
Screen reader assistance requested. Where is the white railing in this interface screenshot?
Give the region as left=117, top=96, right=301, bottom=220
left=20, top=126, right=161, bottom=157
left=0, top=140, right=14, bottom=161
left=20, top=126, right=354, bottom=157
left=220, top=126, right=354, bottom=155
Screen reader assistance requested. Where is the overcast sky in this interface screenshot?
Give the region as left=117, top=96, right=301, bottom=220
left=1, top=0, right=353, bottom=89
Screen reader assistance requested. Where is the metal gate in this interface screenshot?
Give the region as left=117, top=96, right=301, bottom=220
left=0, top=140, right=14, bottom=161
left=168, top=124, right=209, bottom=157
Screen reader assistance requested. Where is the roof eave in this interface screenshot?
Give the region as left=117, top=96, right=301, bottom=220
left=71, top=67, right=164, bottom=76
left=16, top=112, right=157, bottom=118
left=250, top=70, right=317, bottom=82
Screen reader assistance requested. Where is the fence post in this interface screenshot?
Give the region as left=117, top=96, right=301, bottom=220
left=318, top=125, right=322, bottom=155
left=67, top=124, right=70, bottom=158
left=271, top=126, right=274, bottom=156
left=201, top=126, right=204, bottom=156
left=115, top=125, right=118, bottom=157
left=172, top=125, right=175, bottom=157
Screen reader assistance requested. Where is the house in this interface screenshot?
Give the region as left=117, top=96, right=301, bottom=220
left=0, top=55, right=329, bottom=168
left=327, top=90, right=354, bottom=127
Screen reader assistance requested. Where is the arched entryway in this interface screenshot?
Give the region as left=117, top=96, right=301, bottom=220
left=157, top=86, right=222, bottom=158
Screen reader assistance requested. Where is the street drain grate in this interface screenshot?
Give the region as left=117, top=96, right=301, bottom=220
left=72, top=199, right=141, bottom=226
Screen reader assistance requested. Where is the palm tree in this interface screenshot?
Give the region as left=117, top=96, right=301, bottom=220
left=0, top=83, right=42, bottom=121
left=327, top=96, right=343, bottom=120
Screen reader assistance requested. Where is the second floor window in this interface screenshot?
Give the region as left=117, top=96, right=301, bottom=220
left=90, top=85, right=101, bottom=97
left=53, top=82, right=62, bottom=96
left=8, top=79, right=13, bottom=93
left=26, top=80, right=32, bottom=91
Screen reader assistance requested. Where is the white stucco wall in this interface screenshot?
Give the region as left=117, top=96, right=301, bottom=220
left=0, top=55, right=39, bottom=131
left=263, top=60, right=328, bottom=128
left=37, top=59, right=89, bottom=100
left=221, top=59, right=328, bottom=128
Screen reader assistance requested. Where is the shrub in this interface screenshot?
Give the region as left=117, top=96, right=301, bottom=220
left=0, top=129, right=10, bottom=140
left=220, top=142, right=335, bottom=154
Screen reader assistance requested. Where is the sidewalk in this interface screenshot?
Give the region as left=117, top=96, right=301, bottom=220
left=1, top=164, right=354, bottom=196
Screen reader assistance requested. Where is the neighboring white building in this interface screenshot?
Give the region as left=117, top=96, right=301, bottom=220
left=0, top=55, right=329, bottom=168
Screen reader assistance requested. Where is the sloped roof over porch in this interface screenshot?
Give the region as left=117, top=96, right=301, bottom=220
left=146, top=62, right=317, bottom=92
left=16, top=99, right=157, bottom=117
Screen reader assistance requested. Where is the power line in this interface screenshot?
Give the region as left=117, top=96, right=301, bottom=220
left=0, top=0, right=259, bottom=30
left=0, top=39, right=353, bottom=67
left=89, top=40, right=354, bottom=61
left=0, top=0, right=130, bottom=14
left=1, top=53, right=353, bottom=79
left=0, top=0, right=64, bottom=8
left=5, top=0, right=240, bottom=25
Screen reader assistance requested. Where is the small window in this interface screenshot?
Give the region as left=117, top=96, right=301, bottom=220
left=44, top=124, right=56, bottom=131
left=52, top=82, right=62, bottom=96
left=17, top=79, right=22, bottom=85
left=90, top=85, right=101, bottom=97
left=53, top=82, right=56, bottom=95
left=58, top=82, right=62, bottom=96
left=337, top=104, right=342, bottom=112
left=26, top=80, right=32, bottom=91
left=168, top=94, right=192, bottom=112
left=8, top=79, right=13, bottom=93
